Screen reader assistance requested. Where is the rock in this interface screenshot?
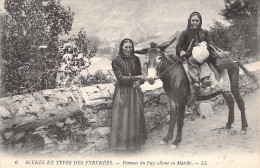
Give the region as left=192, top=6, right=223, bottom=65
left=4, top=131, right=14, bottom=139
left=65, top=118, right=75, bottom=125
left=57, top=139, right=70, bottom=150
left=27, top=103, right=42, bottom=113
left=40, top=144, right=56, bottom=154
left=20, top=96, right=37, bottom=107
left=95, top=138, right=109, bottom=151
left=79, top=144, right=95, bottom=154
left=54, top=92, right=69, bottom=103
left=41, top=90, right=55, bottom=95
left=32, top=92, right=47, bottom=104
left=78, top=88, right=90, bottom=104
left=43, top=136, right=54, bottom=145
left=12, top=95, right=24, bottom=101
left=0, top=106, right=10, bottom=118
left=14, top=143, right=23, bottom=150
left=35, top=126, right=45, bottom=132
left=63, top=91, right=77, bottom=102
left=42, top=102, right=57, bottom=111
left=92, top=127, right=110, bottom=138
left=83, top=110, right=94, bottom=119
left=19, top=115, right=37, bottom=125
left=89, top=115, right=98, bottom=123
left=56, top=122, right=64, bottom=128
left=97, top=110, right=111, bottom=127
left=80, top=86, right=100, bottom=94
left=83, top=128, right=92, bottom=136
left=13, top=132, right=26, bottom=140
left=199, top=102, right=214, bottom=118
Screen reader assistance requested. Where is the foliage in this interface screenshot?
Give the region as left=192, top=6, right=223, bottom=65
left=57, top=28, right=116, bottom=88
left=56, top=28, right=97, bottom=87
left=209, top=0, right=259, bottom=59
left=80, top=70, right=115, bottom=86
left=1, top=0, right=74, bottom=96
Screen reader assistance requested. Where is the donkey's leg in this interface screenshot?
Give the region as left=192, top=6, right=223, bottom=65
left=161, top=98, right=177, bottom=144
left=233, top=91, right=248, bottom=131
left=229, top=63, right=248, bottom=131
left=171, top=103, right=185, bottom=149
left=222, top=92, right=235, bottom=129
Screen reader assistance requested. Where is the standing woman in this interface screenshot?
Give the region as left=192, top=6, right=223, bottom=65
left=110, top=38, right=147, bottom=150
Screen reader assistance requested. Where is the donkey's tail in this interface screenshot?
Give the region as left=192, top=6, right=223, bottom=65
left=236, top=60, right=258, bottom=85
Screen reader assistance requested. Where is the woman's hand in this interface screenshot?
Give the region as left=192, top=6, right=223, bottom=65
left=180, top=51, right=186, bottom=57
left=136, top=75, right=146, bottom=82
left=133, top=81, right=140, bottom=89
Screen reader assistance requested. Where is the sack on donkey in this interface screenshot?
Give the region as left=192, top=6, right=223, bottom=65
left=192, top=41, right=209, bottom=64
left=208, top=44, right=234, bottom=70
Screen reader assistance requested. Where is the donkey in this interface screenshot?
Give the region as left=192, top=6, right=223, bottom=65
left=135, top=38, right=257, bottom=149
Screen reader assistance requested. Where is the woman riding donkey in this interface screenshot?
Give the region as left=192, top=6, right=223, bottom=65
left=135, top=11, right=252, bottom=150
left=176, top=12, right=214, bottom=103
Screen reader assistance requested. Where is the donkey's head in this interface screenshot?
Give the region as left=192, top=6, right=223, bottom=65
left=135, top=37, right=176, bottom=84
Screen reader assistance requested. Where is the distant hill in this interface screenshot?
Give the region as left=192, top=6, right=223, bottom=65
left=60, top=0, right=225, bottom=60
left=61, top=0, right=224, bottom=48
left=95, top=30, right=182, bottom=61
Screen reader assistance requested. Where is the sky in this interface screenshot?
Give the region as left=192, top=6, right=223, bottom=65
left=0, top=0, right=226, bottom=47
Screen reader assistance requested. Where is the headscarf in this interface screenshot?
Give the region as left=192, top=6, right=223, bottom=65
left=118, top=38, right=135, bottom=57
left=187, top=12, right=202, bottom=30
left=186, top=12, right=203, bottom=43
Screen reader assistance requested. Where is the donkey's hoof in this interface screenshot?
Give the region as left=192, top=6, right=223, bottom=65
left=240, top=130, right=247, bottom=135
left=160, top=140, right=168, bottom=145
left=225, top=125, right=232, bottom=129
left=170, top=145, right=177, bottom=150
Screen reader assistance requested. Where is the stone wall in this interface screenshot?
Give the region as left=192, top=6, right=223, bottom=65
left=0, top=62, right=259, bottom=155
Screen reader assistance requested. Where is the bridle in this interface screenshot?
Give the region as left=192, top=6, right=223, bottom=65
left=147, top=52, right=182, bottom=80
left=156, top=39, right=194, bottom=79
left=143, top=38, right=193, bottom=80
left=158, top=57, right=182, bottom=79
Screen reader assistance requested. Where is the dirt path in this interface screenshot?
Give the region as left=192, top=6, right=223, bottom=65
left=103, top=89, right=260, bottom=167
left=139, top=89, right=259, bottom=166
left=144, top=90, right=260, bottom=155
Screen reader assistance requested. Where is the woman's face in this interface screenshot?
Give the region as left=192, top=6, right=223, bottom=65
left=190, top=15, right=200, bottom=29
left=122, top=42, right=133, bottom=56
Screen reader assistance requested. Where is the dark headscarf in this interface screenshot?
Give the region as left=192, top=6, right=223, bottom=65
left=187, top=12, right=202, bottom=29
left=186, top=12, right=203, bottom=42
left=118, top=38, right=135, bottom=57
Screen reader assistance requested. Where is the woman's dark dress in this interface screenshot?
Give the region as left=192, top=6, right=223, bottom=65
left=110, top=55, right=147, bottom=150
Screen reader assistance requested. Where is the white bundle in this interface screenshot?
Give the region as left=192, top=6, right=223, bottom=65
left=192, top=41, right=209, bottom=64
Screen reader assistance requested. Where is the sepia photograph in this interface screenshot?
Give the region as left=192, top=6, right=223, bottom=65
left=0, top=0, right=259, bottom=168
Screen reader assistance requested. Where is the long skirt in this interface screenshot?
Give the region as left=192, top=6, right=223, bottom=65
left=110, top=85, right=147, bottom=150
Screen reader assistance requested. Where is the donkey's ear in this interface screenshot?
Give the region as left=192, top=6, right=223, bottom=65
left=158, top=37, right=177, bottom=51
left=134, top=48, right=149, bottom=55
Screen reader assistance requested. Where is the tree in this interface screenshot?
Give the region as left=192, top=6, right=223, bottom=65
left=220, top=0, right=259, bottom=57
left=1, top=0, right=74, bottom=96
left=56, top=28, right=99, bottom=87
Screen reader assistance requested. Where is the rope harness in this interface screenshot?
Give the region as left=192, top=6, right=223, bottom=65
left=157, top=56, right=182, bottom=79
left=157, top=39, right=194, bottom=79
